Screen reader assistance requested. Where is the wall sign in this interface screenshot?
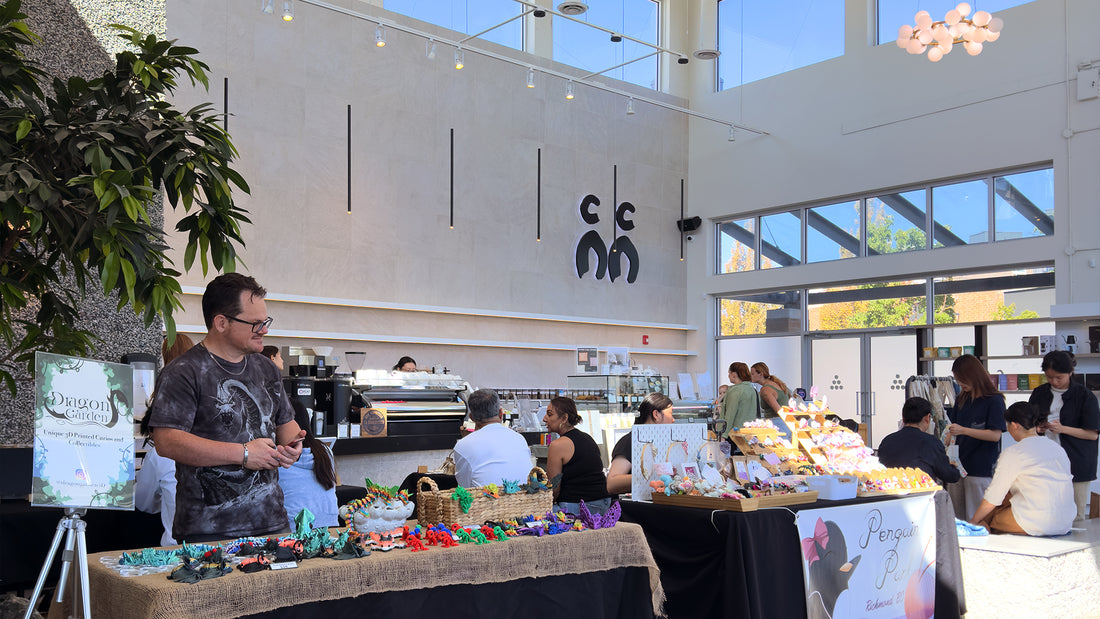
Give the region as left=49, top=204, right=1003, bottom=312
left=574, top=194, right=640, bottom=283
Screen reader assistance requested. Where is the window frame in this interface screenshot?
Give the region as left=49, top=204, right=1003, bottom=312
left=714, top=163, right=1054, bottom=275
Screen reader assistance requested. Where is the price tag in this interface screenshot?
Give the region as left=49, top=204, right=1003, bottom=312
left=270, top=561, right=298, bottom=570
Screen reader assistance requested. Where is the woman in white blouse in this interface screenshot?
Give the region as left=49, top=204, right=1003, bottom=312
left=969, top=401, right=1076, bottom=536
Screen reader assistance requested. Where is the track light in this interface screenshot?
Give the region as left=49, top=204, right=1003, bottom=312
left=454, top=47, right=464, bottom=70
left=677, top=56, right=689, bottom=64
left=375, top=25, right=386, bottom=47
left=610, top=33, right=622, bottom=42
left=728, top=126, right=736, bottom=142
left=526, top=67, right=536, bottom=88
left=565, top=81, right=575, bottom=100
left=281, top=0, right=293, bottom=21
left=626, top=97, right=635, bottom=115
left=426, top=39, right=436, bottom=59
left=261, top=0, right=274, bottom=15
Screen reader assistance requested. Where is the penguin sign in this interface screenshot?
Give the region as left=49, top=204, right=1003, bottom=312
left=574, top=194, right=640, bottom=283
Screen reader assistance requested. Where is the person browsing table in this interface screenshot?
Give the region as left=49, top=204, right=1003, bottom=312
left=877, top=397, right=961, bottom=485
left=721, top=362, right=760, bottom=437
left=945, top=354, right=1006, bottom=520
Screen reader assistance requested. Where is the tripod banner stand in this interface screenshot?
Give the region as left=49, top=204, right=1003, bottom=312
left=24, top=352, right=135, bottom=619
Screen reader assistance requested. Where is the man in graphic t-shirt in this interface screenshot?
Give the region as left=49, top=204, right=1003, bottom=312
left=148, top=273, right=305, bottom=542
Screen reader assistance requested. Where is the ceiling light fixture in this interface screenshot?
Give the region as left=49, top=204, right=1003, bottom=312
left=526, top=67, right=536, bottom=88
left=556, top=2, right=588, bottom=16
left=565, top=80, right=575, bottom=100
left=286, top=0, right=769, bottom=139
left=454, top=47, right=464, bottom=70
left=626, top=97, right=635, bottom=115
left=281, top=0, right=293, bottom=21
left=375, top=24, right=386, bottom=47
left=610, top=33, right=622, bottom=43
left=261, top=0, right=274, bottom=15
left=897, top=2, right=1002, bottom=62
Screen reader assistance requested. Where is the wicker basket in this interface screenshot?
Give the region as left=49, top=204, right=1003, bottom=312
left=416, top=467, right=552, bottom=526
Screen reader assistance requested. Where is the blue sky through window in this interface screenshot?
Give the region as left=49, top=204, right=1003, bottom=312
left=384, top=0, right=522, bottom=50
left=717, top=0, right=844, bottom=91
left=553, top=0, right=659, bottom=89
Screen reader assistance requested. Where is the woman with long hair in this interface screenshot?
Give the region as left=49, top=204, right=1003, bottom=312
left=544, top=396, right=612, bottom=514
left=135, top=333, right=195, bottom=546
left=606, top=392, right=674, bottom=495
left=968, top=402, right=1075, bottom=535
left=278, top=401, right=339, bottom=529
left=946, top=354, right=1006, bottom=519
left=1028, top=350, right=1099, bottom=521
left=750, top=362, right=790, bottom=416
left=721, top=362, right=760, bottom=435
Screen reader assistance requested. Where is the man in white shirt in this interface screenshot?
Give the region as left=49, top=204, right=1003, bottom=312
left=453, top=389, right=533, bottom=488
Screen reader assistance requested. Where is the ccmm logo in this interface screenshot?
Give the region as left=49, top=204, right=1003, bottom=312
left=574, top=194, right=640, bottom=284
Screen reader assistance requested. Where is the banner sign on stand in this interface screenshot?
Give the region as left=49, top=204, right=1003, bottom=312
left=796, top=494, right=936, bottom=619
left=32, top=352, right=135, bottom=510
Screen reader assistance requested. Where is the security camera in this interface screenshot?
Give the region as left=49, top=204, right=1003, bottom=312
left=686, top=234, right=695, bottom=241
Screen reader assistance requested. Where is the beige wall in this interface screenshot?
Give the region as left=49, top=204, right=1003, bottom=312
left=164, top=0, right=695, bottom=388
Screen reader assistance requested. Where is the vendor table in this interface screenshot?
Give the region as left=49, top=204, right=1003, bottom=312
left=620, top=491, right=964, bottom=619
left=74, top=522, right=661, bottom=619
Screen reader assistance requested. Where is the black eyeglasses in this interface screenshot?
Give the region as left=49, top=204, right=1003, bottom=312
left=225, top=315, right=274, bottom=333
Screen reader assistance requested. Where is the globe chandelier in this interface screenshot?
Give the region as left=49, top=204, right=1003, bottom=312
left=897, top=2, right=1004, bottom=62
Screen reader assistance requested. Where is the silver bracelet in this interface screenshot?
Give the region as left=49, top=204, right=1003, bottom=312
left=242, top=444, right=249, bottom=467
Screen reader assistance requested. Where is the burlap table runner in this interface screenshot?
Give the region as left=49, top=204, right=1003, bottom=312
left=79, top=522, right=662, bottom=618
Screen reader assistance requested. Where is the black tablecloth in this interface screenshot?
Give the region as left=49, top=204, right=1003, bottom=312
left=0, top=501, right=163, bottom=591
left=244, top=567, right=654, bottom=619
left=620, top=491, right=964, bottom=619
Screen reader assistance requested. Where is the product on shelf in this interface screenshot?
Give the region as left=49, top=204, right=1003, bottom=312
left=855, top=467, right=939, bottom=495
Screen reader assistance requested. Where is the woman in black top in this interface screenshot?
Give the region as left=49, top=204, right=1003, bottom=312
left=544, top=396, right=612, bottom=515
left=945, top=355, right=1006, bottom=520
left=1029, top=350, right=1100, bottom=521
left=606, top=393, right=674, bottom=495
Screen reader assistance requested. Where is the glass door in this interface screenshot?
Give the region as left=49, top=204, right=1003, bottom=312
left=868, top=334, right=917, bottom=448
left=811, top=332, right=917, bottom=449
left=810, top=336, right=863, bottom=422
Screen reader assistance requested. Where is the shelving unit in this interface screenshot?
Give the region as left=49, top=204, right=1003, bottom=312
left=914, top=316, right=1100, bottom=376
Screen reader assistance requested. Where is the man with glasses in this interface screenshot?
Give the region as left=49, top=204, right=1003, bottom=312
left=148, top=273, right=306, bottom=542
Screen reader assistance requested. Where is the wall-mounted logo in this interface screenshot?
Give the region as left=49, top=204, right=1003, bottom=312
left=574, top=194, right=640, bottom=284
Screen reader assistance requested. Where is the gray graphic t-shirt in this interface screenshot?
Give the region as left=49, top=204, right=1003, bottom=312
left=148, top=344, right=293, bottom=541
